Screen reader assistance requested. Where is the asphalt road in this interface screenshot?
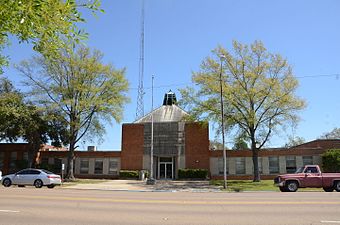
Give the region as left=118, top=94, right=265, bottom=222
left=0, top=186, right=340, bottom=225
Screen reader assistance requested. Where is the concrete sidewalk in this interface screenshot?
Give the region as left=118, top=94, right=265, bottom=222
left=62, top=180, right=222, bottom=192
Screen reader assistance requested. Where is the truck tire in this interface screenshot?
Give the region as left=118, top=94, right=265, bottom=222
left=285, top=181, right=298, bottom=192
left=334, top=181, right=340, bottom=192
left=323, top=187, right=334, bottom=192
left=279, top=186, right=287, bottom=192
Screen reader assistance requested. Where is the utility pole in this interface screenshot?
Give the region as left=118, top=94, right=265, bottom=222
left=219, top=55, right=227, bottom=189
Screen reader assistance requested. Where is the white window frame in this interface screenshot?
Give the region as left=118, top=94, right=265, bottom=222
left=269, top=156, right=279, bottom=174
left=94, top=159, right=104, bottom=174
left=235, top=157, right=246, bottom=175
left=80, top=159, right=89, bottom=174
left=108, top=158, right=118, bottom=175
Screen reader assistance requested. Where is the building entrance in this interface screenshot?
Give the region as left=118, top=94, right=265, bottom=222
left=158, top=157, right=173, bottom=179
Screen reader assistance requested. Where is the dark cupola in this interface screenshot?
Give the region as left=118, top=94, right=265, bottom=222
left=163, top=90, right=177, bottom=106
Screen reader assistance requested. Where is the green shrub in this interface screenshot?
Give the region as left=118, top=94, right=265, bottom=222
left=15, top=160, right=29, bottom=170
left=322, top=149, right=340, bottom=172
left=36, top=163, right=62, bottom=174
left=119, top=170, right=139, bottom=179
left=178, top=169, right=208, bottom=179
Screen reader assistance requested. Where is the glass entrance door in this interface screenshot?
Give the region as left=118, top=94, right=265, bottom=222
left=158, top=157, right=173, bottom=179
left=166, top=163, right=172, bottom=179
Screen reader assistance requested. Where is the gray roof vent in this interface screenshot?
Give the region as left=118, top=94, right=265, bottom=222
left=163, top=90, right=177, bottom=106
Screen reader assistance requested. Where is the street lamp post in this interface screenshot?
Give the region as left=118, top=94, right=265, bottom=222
left=150, top=74, right=154, bottom=180
left=219, top=55, right=227, bottom=189
left=147, top=75, right=156, bottom=185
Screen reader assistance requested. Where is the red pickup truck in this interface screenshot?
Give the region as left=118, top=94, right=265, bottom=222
left=274, top=165, right=340, bottom=192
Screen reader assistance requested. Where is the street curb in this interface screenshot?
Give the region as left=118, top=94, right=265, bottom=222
left=61, top=187, right=178, bottom=192
left=61, top=187, right=222, bottom=193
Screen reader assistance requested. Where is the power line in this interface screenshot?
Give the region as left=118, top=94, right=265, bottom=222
left=296, top=73, right=340, bottom=79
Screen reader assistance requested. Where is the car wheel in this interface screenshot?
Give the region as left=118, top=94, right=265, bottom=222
left=2, top=178, right=12, bottom=187
left=47, top=184, right=55, bottom=189
left=279, top=186, right=287, bottom=192
left=34, top=179, right=43, bottom=188
left=334, top=181, right=340, bottom=192
left=285, top=181, right=298, bottom=192
left=323, top=187, right=334, bottom=192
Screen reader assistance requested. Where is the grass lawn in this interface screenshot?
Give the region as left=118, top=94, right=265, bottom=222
left=211, top=180, right=277, bottom=192
left=61, top=179, right=107, bottom=186
left=210, top=180, right=323, bottom=192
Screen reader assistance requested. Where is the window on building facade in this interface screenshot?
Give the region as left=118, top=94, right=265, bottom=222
left=9, top=152, right=17, bottom=172
left=54, top=158, right=62, bottom=168
left=80, top=159, right=89, bottom=174
left=302, top=156, right=313, bottom=166
left=269, top=156, right=279, bottom=174
left=218, top=157, right=228, bottom=175
left=159, top=157, right=173, bottom=163
left=109, top=158, right=118, bottom=175
left=23, top=152, right=28, bottom=161
left=235, top=157, right=246, bottom=174
left=0, top=152, right=4, bottom=169
left=286, top=156, right=296, bottom=173
left=94, top=159, right=103, bottom=174
left=41, top=157, right=49, bottom=165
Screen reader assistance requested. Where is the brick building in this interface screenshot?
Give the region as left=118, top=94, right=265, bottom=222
left=1, top=91, right=340, bottom=180
left=121, top=90, right=210, bottom=179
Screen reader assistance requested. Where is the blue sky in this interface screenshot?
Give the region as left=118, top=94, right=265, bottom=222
left=3, top=0, right=340, bottom=150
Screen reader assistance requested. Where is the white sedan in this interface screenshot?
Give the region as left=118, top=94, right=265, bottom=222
left=2, top=168, right=61, bottom=188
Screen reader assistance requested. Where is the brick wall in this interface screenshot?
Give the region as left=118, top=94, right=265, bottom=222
left=209, top=148, right=327, bottom=158
left=39, top=151, right=121, bottom=158
left=0, top=144, right=30, bottom=174
left=120, top=123, right=144, bottom=170
left=184, top=123, right=210, bottom=170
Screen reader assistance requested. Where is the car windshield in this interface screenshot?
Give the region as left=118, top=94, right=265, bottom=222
left=295, top=167, right=304, bottom=173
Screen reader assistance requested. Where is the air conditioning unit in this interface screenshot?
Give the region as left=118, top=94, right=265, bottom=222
left=87, top=146, right=97, bottom=152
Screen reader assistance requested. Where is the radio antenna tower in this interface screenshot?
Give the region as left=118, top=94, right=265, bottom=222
left=136, top=0, right=145, bottom=119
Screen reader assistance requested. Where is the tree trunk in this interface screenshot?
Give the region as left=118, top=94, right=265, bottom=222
left=27, top=136, right=41, bottom=168
left=66, top=143, right=75, bottom=180
left=252, top=148, right=260, bottom=182
left=27, top=147, right=34, bottom=168
left=251, top=134, right=261, bottom=182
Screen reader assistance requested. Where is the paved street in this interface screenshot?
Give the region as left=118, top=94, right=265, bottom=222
left=1, top=186, right=340, bottom=225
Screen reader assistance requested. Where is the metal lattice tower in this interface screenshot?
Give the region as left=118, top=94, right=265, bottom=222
left=136, top=0, right=145, bottom=119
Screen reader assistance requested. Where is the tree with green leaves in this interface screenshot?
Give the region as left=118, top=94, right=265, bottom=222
left=284, top=135, right=306, bottom=148
left=0, top=77, right=51, bottom=167
left=322, top=149, right=340, bottom=172
left=0, top=0, right=102, bottom=73
left=16, top=47, right=129, bottom=179
left=320, top=128, right=340, bottom=139
left=232, top=134, right=249, bottom=150
left=180, top=40, right=306, bottom=182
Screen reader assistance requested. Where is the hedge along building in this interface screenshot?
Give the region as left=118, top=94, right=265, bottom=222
left=1, top=91, right=340, bottom=179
